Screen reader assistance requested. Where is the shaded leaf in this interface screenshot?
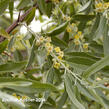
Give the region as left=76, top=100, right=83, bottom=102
left=9, top=0, right=14, bottom=22
left=78, top=0, right=92, bottom=13
left=0, top=77, right=57, bottom=93
left=17, top=0, right=32, bottom=9
left=47, top=22, right=68, bottom=36
left=0, top=61, right=27, bottom=73
left=0, top=28, right=10, bottom=39
left=25, top=7, right=36, bottom=25
left=82, top=55, right=109, bottom=78
left=65, top=74, right=85, bottom=109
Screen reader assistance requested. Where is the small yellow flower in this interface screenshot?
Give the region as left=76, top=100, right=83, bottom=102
left=12, top=93, right=17, bottom=97
left=74, top=34, right=79, bottom=40
left=46, top=37, right=51, bottom=42
left=39, top=36, right=45, bottom=43
left=11, top=47, right=15, bottom=52
left=17, top=96, right=21, bottom=100
left=66, top=26, right=72, bottom=33
left=95, top=3, right=103, bottom=8
left=59, top=51, right=64, bottom=57
left=107, top=2, right=109, bottom=7
left=54, top=47, right=61, bottom=53
left=45, top=42, right=51, bottom=47
left=95, top=2, right=107, bottom=12
left=74, top=39, right=80, bottom=45
left=63, top=15, right=67, bottom=20
left=67, top=16, right=71, bottom=21
left=58, top=55, right=63, bottom=60
left=83, top=43, right=89, bottom=49
left=103, top=3, right=108, bottom=9
left=54, top=62, right=60, bottom=69
left=22, top=96, right=27, bottom=100
left=47, top=46, right=53, bottom=53
left=71, top=23, right=75, bottom=28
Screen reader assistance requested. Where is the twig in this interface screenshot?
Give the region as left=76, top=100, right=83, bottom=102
left=2, top=51, right=12, bottom=58
left=0, top=4, right=38, bottom=43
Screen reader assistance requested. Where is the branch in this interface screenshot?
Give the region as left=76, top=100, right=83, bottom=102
left=0, top=0, right=52, bottom=43
left=0, top=4, right=38, bottom=43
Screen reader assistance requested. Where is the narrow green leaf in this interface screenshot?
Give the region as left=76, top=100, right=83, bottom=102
left=37, top=0, right=52, bottom=17
left=88, top=14, right=100, bottom=41
left=57, top=89, right=68, bottom=109
left=26, top=39, right=36, bottom=68
left=65, top=52, right=100, bottom=60
left=94, top=15, right=107, bottom=40
left=47, top=22, right=68, bottom=36
left=82, top=55, right=109, bottom=78
left=77, top=82, right=98, bottom=101
left=13, top=49, right=23, bottom=62
left=88, top=89, right=108, bottom=109
left=36, top=49, right=47, bottom=68
left=65, top=74, right=85, bottom=109
left=17, top=0, right=32, bottom=9
left=78, top=0, right=91, bottom=12
left=44, top=67, right=54, bottom=100
left=0, top=77, right=57, bottom=93
left=66, top=56, right=96, bottom=66
left=63, top=30, right=69, bottom=43
left=9, top=0, right=14, bottom=22
left=0, top=61, right=27, bottom=73
left=8, top=36, right=16, bottom=50
left=25, top=7, right=36, bottom=25
left=52, top=36, right=68, bottom=49
left=73, top=15, right=95, bottom=21
left=103, top=23, right=109, bottom=56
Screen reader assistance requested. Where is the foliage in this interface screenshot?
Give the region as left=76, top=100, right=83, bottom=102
left=0, top=0, right=109, bottom=109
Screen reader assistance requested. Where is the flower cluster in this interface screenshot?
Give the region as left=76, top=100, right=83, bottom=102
left=74, top=31, right=83, bottom=45
left=36, top=36, right=51, bottom=46
left=66, top=22, right=89, bottom=50
left=63, top=15, right=71, bottom=21
left=74, top=31, right=89, bottom=50
left=37, top=36, right=64, bottom=69
left=66, top=23, right=78, bottom=33
left=12, top=93, right=27, bottom=100
left=53, top=47, right=64, bottom=69
left=95, top=2, right=109, bottom=12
